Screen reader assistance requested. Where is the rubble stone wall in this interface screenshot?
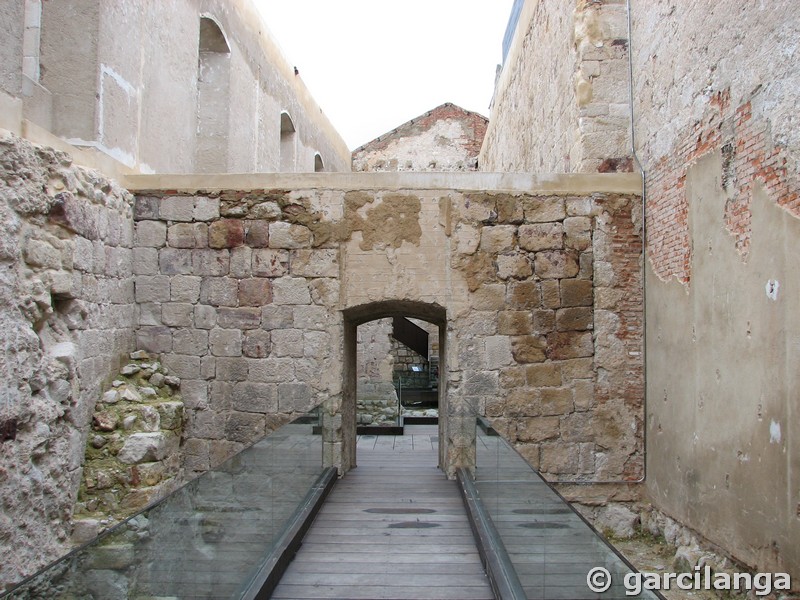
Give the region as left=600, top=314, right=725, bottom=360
left=0, top=133, right=136, bottom=587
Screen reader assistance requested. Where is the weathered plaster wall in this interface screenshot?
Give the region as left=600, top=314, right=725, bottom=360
left=353, top=103, right=488, bottom=172
left=480, top=0, right=631, bottom=173
left=2, top=0, right=351, bottom=174
left=630, top=0, right=800, bottom=581
left=0, top=133, right=136, bottom=588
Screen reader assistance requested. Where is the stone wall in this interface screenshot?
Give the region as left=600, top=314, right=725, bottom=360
left=480, top=0, right=631, bottom=173
left=0, top=133, right=136, bottom=587
left=126, top=173, right=643, bottom=485
left=630, top=0, right=800, bottom=582
left=353, top=103, right=488, bottom=172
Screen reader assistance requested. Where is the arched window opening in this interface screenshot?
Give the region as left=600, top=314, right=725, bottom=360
left=279, top=111, right=296, bottom=172
left=314, top=153, right=324, bottom=173
left=196, top=16, right=231, bottom=172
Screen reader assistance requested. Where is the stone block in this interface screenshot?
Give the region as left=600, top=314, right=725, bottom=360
left=540, top=443, right=579, bottom=474
left=517, top=417, right=560, bottom=443
left=495, top=196, right=524, bottom=224
left=209, top=328, right=243, bottom=357
left=526, top=363, right=562, bottom=387
left=239, top=278, right=271, bottom=306
left=277, top=382, right=312, bottom=412
left=579, top=251, right=593, bottom=279
left=532, top=309, right=556, bottom=334
left=192, top=249, right=229, bottom=276
left=183, top=438, right=210, bottom=470
left=293, top=305, right=330, bottom=330
left=482, top=336, right=512, bottom=369
left=252, top=249, right=289, bottom=277
left=560, top=411, right=594, bottom=442
left=499, top=366, right=526, bottom=389
left=261, top=305, right=293, bottom=330
left=135, top=275, right=170, bottom=302
left=290, top=249, right=339, bottom=278
left=170, top=275, right=201, bottom=302
left=225, top=412, right=265, bottom=443
left=201, top=356, right=216, bottom=379
left=233, top=382, right=277, bottom=413
left=217, top=307, right=262, bottom=330
left=496, top=253, right=532, bottom=280
left=557, top=307, right=593, bottom=331
left=208, top=219, right=245, bottom=249
left=172, top=328, right=208, bottom=355
left=511, top=335, right=547, bottom=363
left=118, top=432, right=169, bottom=464
left=506, top=281, right=541, bottom=309
left=162, top=354, right=201, bottom=379
left=247, top=200, right=281, bottom=219
left=242, top=330, right=271, bottom=358
left=168, top=223, right=207, bottom=249
left=135, top=221, right=166, bottom=248
left=269, top=222, right=312, bottom=248
left=480, top=225, right=516, bottom=253
left=547, top=331, right=594, bottom=360
left=519, top=223, right=564, bottom=251
left=200, top=277, right=238, bottom=307
left=181, top=380, right=208, bottom=409
left=22, top=239, right=61, bottom=269
left=541, top=280, right=561, bottom=309
left=194, top=304, right=217, bottom=329
left=132, top=247, right=158, bottom=275
left=309, top=278, right=340, bottom=307
left=159, top=248, right=193, bottom=275
left=464, top=371, right=499, bottom=396
left=534, top=251, right=579, bottom=279
left=215, top=357, right=249, bottom=381
left=272, top=277, right=311, bottom=305
left=194, top=197, right=220, bottom=221
left=244, top=220, right=270, bottom=247
left=304, top=331, right=330, bottom=358
left=564, top=217, right=592, bottom=250
left=186, top=409, right=224, bottom=439
left=539, top=387, right=574, bottom=415
left=230, top=247, right=252, bottom=278
left=468, top=284, right=506, bottom=310
left=137, top=326, right=172, bottom=353
left=524, top=198, right=565, bottom=223
left=498, top=311, right=533, bottom=335
left=160, top=196, right=194, bottom=222
left=560, top=358, right=594, bottom=380
left=271, top=329, right=304, bottom=358
left=573, top=379, right=594, bottom=410
left=455, top=224, right=480, bottom=254
left=134, top=196, right=159, bottom=220
left=249, top=358, right=295, bottom=382
left=161, top=303, right=194, bottom=327
left=566, top=197, right=592, bottom=217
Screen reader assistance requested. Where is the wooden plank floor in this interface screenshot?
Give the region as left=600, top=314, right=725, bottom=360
left=272, top=426, right=494, bottom=600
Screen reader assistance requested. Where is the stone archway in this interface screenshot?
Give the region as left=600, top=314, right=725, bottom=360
left=341, top=300, right=447, bottom=473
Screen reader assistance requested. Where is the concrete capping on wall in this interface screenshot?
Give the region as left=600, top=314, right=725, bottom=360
left=123, top=172, right=642, bottom=195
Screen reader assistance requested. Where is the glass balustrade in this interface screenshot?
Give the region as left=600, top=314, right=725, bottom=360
left=4, top=407, right=325, bottom=600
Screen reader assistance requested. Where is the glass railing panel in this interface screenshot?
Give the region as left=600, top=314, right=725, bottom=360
left=475, top=420, right=660, bottom=600
left=5, top=407, right=324, bottom=600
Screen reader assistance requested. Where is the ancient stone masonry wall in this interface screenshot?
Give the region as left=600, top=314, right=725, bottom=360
left=0, top=133, right=136, bottom=589
left=129, top=179, right=642, bottom=486
left=480, top=0, right=631, bottom=173
left=456, top=192, right=643, bottom=481
left=131, top=190, right=344, bottom=478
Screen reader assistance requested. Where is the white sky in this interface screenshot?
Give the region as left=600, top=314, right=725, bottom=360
left=253, top=1, right=514, bottom=150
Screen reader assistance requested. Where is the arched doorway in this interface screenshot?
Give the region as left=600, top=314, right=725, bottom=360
left=341, top=300, right=447, bottom=473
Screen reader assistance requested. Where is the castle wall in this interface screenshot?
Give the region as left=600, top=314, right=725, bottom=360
left=479, top=0, right=631, bottom=173
left=630, top=0, right=800, bottom=579
left=0, top=133, right=136, bottom=586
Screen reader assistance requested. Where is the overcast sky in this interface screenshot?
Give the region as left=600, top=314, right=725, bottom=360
left=253, top=1, right=514, bottom=150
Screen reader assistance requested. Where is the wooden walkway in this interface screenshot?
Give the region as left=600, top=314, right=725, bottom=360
left=272, top=425, right=494, bottom=600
